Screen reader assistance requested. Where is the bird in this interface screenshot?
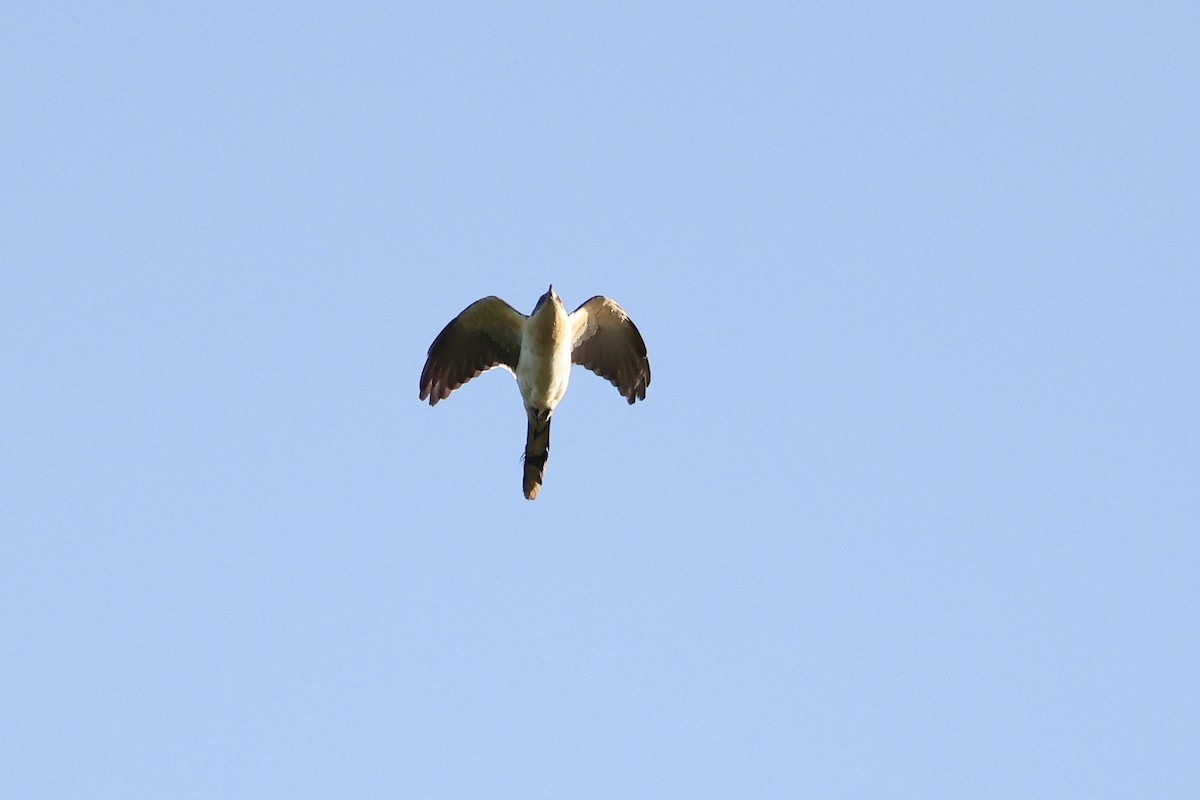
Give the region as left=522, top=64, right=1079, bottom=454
left=419, top=286, right=650, bottom=500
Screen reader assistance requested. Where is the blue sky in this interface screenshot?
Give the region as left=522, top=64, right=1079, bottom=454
left=2, top=2, right=1197, bottom=797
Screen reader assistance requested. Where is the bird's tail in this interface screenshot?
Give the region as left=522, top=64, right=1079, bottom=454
left=522, top=409, right=552, bottom=500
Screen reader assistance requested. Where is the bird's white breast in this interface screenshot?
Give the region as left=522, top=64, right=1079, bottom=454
left=516, top=306, right=572, bottom=411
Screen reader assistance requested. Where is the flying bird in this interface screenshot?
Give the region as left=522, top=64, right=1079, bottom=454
left=419, top=286, right=650, bottom=500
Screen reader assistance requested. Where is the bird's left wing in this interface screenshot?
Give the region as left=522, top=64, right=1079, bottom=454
left=419, top=296, right=525, bottom=405
left=569, top=296, right=651, bottom=404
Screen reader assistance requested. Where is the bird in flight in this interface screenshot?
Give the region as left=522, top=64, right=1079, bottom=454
left=419, top=286, right=650, bottom=500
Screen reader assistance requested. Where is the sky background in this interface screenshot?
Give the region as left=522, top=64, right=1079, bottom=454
left=2, top=2, right=1197, bottom=797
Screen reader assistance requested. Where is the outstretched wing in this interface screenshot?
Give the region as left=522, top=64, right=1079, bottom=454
left=569, top=296, right=651, bottom=404
left=419, top=296, right=524, bottom=405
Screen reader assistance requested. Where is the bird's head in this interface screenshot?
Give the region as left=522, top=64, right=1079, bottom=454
left=533, top=284, right=562, bottom=314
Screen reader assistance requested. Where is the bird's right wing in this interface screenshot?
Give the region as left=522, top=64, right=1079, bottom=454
left=419, top=297, right=525, bottom=405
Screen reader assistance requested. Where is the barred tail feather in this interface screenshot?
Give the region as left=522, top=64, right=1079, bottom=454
left=522, top=412, right=551, bottom=500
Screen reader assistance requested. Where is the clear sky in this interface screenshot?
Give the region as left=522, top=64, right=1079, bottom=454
left=3, top=2, right=1197, bottom=797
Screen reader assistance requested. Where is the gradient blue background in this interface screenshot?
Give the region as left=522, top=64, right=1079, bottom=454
left=3, top=2, right=1197, bottom=797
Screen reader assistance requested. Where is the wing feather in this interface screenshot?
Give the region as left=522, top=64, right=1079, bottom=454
left=569, top=296, right=651, bottom=404
left=419, top=297, right=524, bottom=405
